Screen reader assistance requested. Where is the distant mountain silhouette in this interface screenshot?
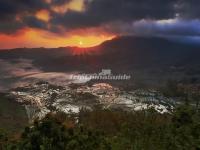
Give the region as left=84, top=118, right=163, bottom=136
left=0, top=36, right=200, bottom=73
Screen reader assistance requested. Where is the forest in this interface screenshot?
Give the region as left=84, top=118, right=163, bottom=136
left=1, top=103, right=200, bottom=150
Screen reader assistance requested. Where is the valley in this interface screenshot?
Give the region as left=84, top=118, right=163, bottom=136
left=6, top=81, right=176, bottom=122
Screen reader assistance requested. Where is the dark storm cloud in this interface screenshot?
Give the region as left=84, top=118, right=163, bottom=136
left=0, top=0, right=199, bottom=37
left=51, top=0, right=177, bottom=29
left=0, top=1, right=16, bottom=21
left=51, top=0, right=72, bottom=6
left=0, top=21, right=24, bottom=34
left=0, top=0, right=49, bottom=34
left=131, top=20, right=200, bottom=37
left=0, top=0, right=48, bottom=20
left=23, top=16, right=48, bottom=30
left=101, top=19, right=200, bottom=38
left=177, top=0, right=200, bottom=19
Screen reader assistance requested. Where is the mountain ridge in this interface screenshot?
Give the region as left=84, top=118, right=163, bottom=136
left=0, top=36, right=200, bottom=88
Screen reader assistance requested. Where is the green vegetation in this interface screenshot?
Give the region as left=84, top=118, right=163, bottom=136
left=0, top=93, right=28, bottom=133
left=1, top=104, right=200, bottom=150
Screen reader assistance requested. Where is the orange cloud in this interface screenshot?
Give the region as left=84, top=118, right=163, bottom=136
left=0, top=28, right=115, bottom=49
left=51, top=0, right=85, bottom=13
left=35, top=9, right=51, bottom=22
left=44, top=0, right=51, bottom=4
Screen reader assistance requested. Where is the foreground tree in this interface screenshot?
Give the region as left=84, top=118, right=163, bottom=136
left=2, top=104, right=200, bottom=150
left=14, top=113, right=110, bottom=150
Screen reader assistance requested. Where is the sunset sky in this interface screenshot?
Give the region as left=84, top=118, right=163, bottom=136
left=0, top=0, right=200, bottom=49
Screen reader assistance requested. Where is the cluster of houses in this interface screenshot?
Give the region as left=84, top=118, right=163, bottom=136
left=7, top=81, right=175, bottom=121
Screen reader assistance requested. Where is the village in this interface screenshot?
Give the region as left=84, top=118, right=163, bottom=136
left=7, top=81, right=175, bottom=121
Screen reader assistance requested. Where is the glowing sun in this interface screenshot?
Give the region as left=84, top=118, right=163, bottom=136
left=79, top=40, right=83, bottom=46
